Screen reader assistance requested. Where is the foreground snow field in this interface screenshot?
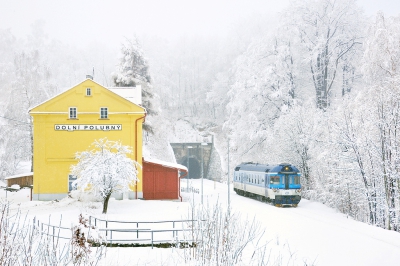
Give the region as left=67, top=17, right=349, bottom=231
left=2, top=179, right=400, bottom=265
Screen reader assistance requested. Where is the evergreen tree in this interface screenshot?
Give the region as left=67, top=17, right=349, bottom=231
left=112, top=38, right=156, bottom=134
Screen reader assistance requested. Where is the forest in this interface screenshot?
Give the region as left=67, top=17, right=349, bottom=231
left=1, top=0, right=400, bottom=232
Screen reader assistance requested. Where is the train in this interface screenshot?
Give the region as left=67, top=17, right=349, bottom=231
left=233, top=162, right=301, bottom=207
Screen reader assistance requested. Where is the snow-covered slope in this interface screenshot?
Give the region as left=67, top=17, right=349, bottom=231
left=2, top=179, right=400, bottom=265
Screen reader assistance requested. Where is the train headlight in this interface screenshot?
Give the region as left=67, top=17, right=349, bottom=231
left=272, top=188, right=279, bottom=192
left=295, top=189, right=302, bottom=193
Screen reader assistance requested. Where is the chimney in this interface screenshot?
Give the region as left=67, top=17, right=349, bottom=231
left=86, top=75, right=93, bottom=80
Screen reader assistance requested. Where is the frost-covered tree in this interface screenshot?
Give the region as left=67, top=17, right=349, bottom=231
left=222, top=27, right=302, bottom=165
left=112, top=37, right=156, bottom=134
left=271, top=104, right=319, bottom=191
left=111, top=37, right=180, bottom=162
left=358, top=11, right=400, bottom=231
left=113, top=37, right=151, bottom=86
left=285, top=0, right=364, bottom=109
left=1, top=49, right=56, bottom=177
left=70, top=138, right=140, bottom=214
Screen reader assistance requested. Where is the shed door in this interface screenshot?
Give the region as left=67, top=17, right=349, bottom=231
left=143, top=172, right=156, bottom=199
left=143, top=168, right=179, bottom=200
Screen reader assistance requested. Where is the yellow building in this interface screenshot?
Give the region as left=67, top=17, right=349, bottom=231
left=29, top=78, right=146, bottom=201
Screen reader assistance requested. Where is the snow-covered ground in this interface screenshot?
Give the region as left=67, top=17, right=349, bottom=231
left=1, top=179, right=400, bottom=265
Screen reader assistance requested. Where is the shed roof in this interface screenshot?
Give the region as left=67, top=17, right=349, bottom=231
left=4, top=172, right=33, bottom=180
left=143, top=158, right=187, bottom=171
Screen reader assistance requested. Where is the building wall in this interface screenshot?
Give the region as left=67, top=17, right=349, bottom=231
left=30, top=79, right=145, bottom=201
left=143, top=162, right=180, bottom=200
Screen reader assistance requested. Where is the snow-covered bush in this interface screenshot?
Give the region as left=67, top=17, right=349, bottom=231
left=70, top=213, right=105, bottom=265
left=180, top=200, right=315, bottom=265
left=0, top=200, right=106, bottom=265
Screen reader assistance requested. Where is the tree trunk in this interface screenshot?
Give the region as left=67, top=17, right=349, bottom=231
left=102, top=193, right=112, bottom=214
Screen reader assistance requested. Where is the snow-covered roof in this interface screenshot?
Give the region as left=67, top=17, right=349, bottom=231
left=29, top=79, right=145, bottom=112
left=4, top=172, right=33, bottom=180
left=143, top=158, right=187, bottom=171
left=108, top=86, right=142, bottom=105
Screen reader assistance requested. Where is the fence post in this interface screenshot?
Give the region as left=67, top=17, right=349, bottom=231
left=151, top=231, right=154, bottom=249
left=106, top=220, right=108, bottom=237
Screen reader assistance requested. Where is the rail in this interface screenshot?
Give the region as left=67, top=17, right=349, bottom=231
left=89, top=216, right=194, bottom=231
left=33, top=217, right=204, bottom=249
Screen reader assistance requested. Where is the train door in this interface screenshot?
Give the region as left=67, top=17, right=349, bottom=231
left=243, top=173, right=247, bottom=192
left=284, top=175, right=289, bottom=189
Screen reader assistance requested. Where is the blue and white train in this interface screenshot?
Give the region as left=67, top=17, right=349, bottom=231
left=233, top=162, right=301, bottom=206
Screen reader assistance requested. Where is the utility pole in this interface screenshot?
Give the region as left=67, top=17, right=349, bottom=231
left=201, top=142, right=208, bottom=205
left=187, top=146, right=193, bottom=191
left=228, top=138, right=230, bottom=211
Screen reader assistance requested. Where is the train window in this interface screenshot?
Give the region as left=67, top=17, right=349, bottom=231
left=294, top=175, right=300, bottom=184
left=270, top=176, right=280, bottom=184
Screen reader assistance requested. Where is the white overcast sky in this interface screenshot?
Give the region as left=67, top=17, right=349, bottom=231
left=0, top=0, right=399, bottom=49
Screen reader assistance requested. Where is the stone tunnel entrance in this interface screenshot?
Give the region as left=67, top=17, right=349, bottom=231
left=181, top=156, right=201, bottom=179
left=170, top=141, right=213, bottom=179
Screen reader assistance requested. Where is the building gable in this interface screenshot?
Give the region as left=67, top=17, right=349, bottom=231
left=30, top=79, right=145, bottom=114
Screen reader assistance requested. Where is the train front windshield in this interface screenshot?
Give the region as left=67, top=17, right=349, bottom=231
left=270, top=174, right=300, bottom=189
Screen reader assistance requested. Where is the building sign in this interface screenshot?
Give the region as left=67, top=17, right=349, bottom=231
left=54, top=124, right=122, bottom=131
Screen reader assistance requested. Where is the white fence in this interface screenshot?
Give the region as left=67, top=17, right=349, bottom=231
left=35, top=217, right=203, bottom=248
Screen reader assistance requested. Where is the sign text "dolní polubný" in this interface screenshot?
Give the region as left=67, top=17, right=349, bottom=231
left=54, top=124, right=122, bottom=131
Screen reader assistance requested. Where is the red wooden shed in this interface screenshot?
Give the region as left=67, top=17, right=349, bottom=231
left=142, top=158, right=187, bottom=201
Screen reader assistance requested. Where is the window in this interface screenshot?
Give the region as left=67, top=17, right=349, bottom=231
left=86, top=88, right=92, bottom=96
left=69, top=107, right=77, bottom=119
left=270, top=176, right=280, bottom=184
left=68, top=175, right=77, bottom=191
left=100, top=107, right=108, bottom=119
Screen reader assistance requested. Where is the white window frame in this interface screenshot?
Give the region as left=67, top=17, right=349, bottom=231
left=100, top=107, right=108, bottom=119
left=69, top=107, right=77, bottom=119
left=86, top=88, right=92, bottom=96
